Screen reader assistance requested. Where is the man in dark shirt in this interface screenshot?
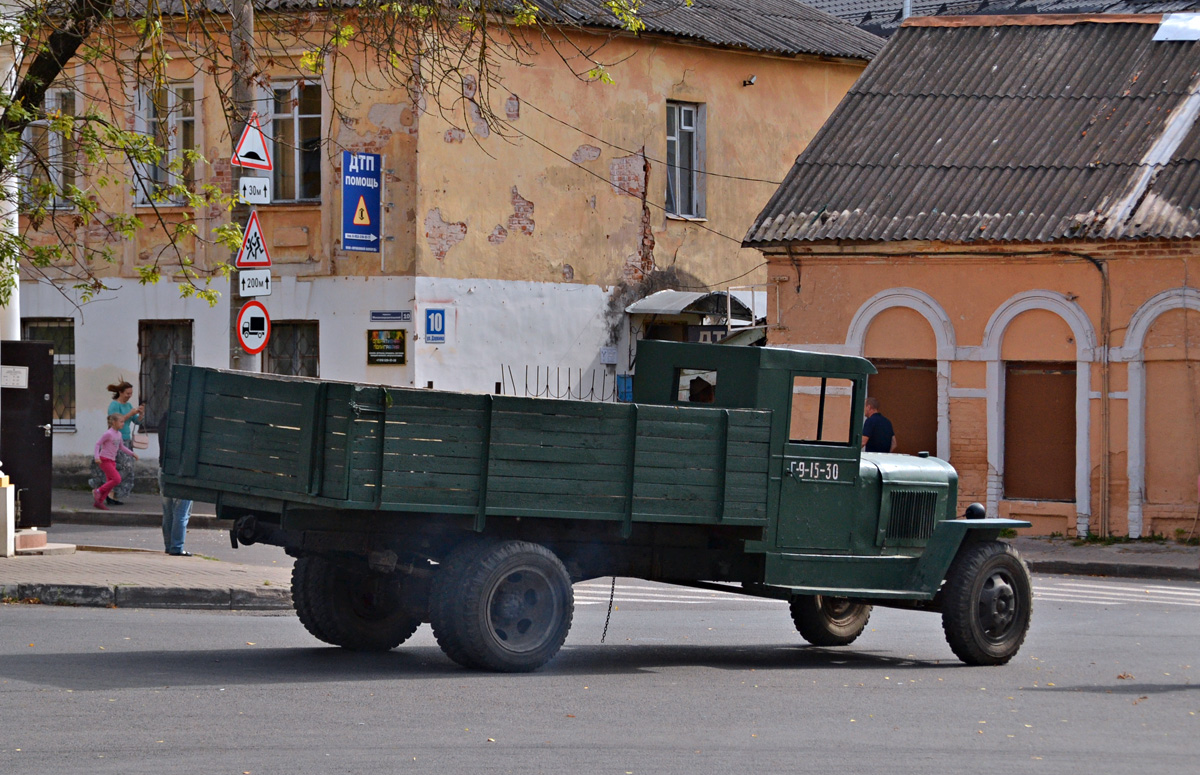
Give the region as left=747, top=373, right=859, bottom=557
left=861, top=397, right=897, bottom=453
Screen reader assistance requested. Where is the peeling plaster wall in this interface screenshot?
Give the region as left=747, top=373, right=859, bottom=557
left=412, top=31, right=865, bottom=288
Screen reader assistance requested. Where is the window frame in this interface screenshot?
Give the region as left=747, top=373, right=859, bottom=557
left=137, top=320, right=194, bottom=433
left=20, top=317, right=77, bottom=430
left=263, top=320, right=321, bottom=377
left=665, top=101, right=705, bottom=219
left=270, top=80, right=323, bottom=202
left=788, top=374, right=858, bottom=447
left=134, top=81, right=197, bottom=206
left=22, top=87, right=79, bottom=211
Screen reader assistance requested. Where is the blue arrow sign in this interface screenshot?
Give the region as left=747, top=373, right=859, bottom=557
left=342, top=151, right=382, bottom=253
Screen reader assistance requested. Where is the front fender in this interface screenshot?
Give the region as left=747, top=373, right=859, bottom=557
left=908, top=518, right=1031, bottom=595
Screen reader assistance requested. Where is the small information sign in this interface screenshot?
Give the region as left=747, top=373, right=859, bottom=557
left=367, top=330, right=406, bottom=365
left=239, top=176, right=272, bottom=205
left=238, top=269, right=272, bottom=297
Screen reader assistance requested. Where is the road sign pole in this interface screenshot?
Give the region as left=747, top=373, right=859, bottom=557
left=228, top=0, right=257, bottom=372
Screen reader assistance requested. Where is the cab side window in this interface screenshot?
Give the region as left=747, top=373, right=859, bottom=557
left=676, top=368, right=717, bottom=403
left=789, top=376, right=855, bottom=445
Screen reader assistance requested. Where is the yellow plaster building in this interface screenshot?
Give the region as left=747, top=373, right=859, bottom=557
left=18, top=2, right=881, bottom=463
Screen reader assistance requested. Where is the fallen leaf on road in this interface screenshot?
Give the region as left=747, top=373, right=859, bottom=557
left=1117, top=673, right=1133, bottom=680
left=246, top=642, right=256, bottom=646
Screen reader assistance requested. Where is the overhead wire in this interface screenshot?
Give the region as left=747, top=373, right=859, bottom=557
left=517, top=95, right=786, bottom=186
left=504, top=120, right=772, bottom=291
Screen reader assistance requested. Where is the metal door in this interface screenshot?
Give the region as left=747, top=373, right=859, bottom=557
left=775, top=372, right=863, bottom=551
left=1, top=341, right=54, bottom=527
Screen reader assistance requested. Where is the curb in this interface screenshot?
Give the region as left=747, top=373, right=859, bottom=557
left=1, top=582, right=292, bottom=610
left=52, top=509, right=226, bottom=530
left=1025, top=559, right=1200, bottom=582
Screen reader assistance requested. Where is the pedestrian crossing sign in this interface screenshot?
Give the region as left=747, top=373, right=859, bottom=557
left=235, top=210, right=272, bottom=268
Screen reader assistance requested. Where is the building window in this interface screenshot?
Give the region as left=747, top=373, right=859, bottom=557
left=136, top=83, right=196, bottom=204
left=20, top=318, right=76, bottom=430
left=272, top=81, right=322, bottom=201
left=666, top=101, right=704, bottom=218
left=138, top=321, right=193, bottom=432
left=22, top=88, right=78, bottom=211
left=264, top=321, right=320, bottom=377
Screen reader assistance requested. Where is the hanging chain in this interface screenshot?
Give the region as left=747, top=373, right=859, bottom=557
left=600, top=576, right=617, bottom=643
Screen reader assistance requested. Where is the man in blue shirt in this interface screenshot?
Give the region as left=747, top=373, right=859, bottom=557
left=861, top=397, right=897, bottom=453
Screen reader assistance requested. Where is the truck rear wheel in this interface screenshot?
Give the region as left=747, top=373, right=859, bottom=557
left=941, top=541, right=1032, bottom=666
left=430, top=540, right=573, bottom=672
left=293, top=555, right=422, bottom=652
left=292, top=557, right=337, bottom=645
left=790, top=595, right=872, bottom=646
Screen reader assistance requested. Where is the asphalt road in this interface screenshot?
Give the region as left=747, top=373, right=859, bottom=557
left=2, top=575, right=1197, bottom=775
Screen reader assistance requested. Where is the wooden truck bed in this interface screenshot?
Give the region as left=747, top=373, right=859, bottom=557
left=162, top=366, right=774, bottom=530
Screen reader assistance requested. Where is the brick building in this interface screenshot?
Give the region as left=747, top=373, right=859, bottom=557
left=744, top=14, right=1200, bottom=538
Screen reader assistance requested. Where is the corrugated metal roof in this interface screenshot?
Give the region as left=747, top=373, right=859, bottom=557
left=626, top=290, right=755, bottom=319
left=743, top=15, right=1200, bottom=245
left=804, top=1, right=1200, bottom=37
left=136, top=1, right=882, bottom=60
left=548, top=0, right=884, bottom=59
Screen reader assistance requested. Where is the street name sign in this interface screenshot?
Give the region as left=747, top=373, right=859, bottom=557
left=235, top=210, right=272, bottom=268
left=342, top=151, right=382, bottom=253
left=239, top=269, right=272, bottom=297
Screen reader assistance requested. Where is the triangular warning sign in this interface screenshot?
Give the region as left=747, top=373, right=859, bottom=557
left=235, top=211, right=272, bottom=268
left=353, top=195, right=371, bottom=226
left=231, top=112, right=273, bottom=171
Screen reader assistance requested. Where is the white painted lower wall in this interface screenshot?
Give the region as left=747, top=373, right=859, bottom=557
left=22, top=274, right=615, bottom=461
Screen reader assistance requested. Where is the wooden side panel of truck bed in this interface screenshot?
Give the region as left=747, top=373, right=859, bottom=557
left=164, top=366, right=773, bottom=527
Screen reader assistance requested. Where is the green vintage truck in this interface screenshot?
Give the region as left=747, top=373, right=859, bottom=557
left=162, top=340, right=1033, bottom=671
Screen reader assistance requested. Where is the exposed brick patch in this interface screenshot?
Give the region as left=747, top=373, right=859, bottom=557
left=445, top=128, right=466, bottom=144
left=507, top=187, right=535, bottom=236
left=563, top=263, right=574, bottom=281
left=505, top=94, right=520, bottom=121
left=488, top=225, right=508, bottom=244
left=462, top=75, right=478, bottom=100
left=610, top=152, right=646, bottom=198
left=572, top=144, right=601, bottom=163
left=424, top=208, right=467, bottom=261
left=468, top=101, right=490, bottom=138
left=212, top=157, right=233, bottom=196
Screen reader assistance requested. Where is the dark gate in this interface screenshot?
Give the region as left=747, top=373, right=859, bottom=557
left=1, top=341, right=54, bottom=527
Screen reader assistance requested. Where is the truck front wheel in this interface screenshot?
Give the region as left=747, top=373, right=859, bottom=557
left=292, top=555, right=423, bottom=652
left=430, top=540, right=574, bottom=672
left=790, top=595, right=872, bottom=646
left=941, top=541, right=1032, bottom=666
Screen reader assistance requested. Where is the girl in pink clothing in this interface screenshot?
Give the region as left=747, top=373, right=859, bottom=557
left=93, top=413, right=138, bottom=510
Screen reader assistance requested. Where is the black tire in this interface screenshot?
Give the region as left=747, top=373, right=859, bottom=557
left=429, top=540, right=573, bottom=672
left=292, top=557, right=338, bottom=645
left=941, top=541, right=1032, bottom=666
left=296, top=555, right=423, bottom=652
left=790, top=595, right=872, bottom=646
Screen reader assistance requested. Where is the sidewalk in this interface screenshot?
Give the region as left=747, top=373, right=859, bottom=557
left=2, top=489, right=1197, bottom=613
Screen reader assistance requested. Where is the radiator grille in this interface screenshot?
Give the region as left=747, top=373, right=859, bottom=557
left=886, top=490, right=939, bottom=541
